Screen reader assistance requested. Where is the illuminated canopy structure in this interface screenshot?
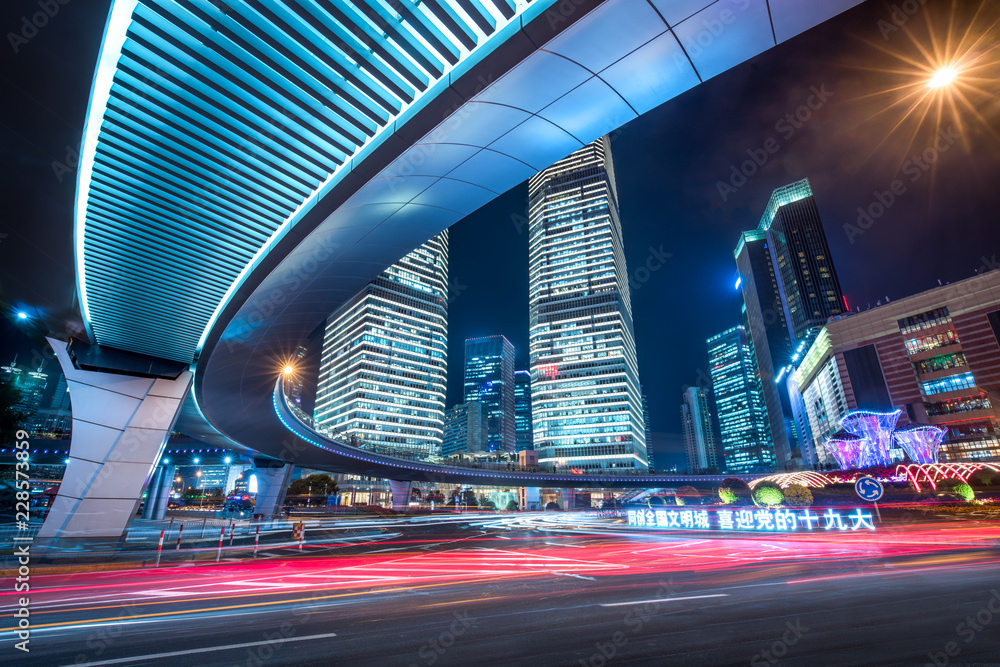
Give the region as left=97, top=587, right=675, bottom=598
left=49, top=0, right=864, bottom=537
left=823, top=430, right=864, bottom=470
left=824, top=410, right=952, bottom=469
left=838, top=410, right=902, bottom=468
left=892, top=424, right=946, bottom=465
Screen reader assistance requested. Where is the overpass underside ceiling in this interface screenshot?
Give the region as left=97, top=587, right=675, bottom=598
left=79, top=0, right=533, bottom=363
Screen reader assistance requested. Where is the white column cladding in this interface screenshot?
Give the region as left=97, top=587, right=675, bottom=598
left=38, top=338, right=192, bottom=539
left=251, top=465, right=293, bottom=517
left=389, top=480, right=413, bottom=512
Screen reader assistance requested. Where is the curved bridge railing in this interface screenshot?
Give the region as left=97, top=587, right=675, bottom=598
left=272, top=375, right=765, bottom=490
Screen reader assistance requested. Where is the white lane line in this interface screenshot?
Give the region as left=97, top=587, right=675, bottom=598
left=544, top=542, right=585, bottom=548
left=72, top=632, right=340, bottom=666
left=600, top=594, right=729, bottom=607
left=551, top=572, right=597, bottom=581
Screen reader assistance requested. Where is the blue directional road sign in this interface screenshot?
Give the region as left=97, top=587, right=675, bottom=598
left=855, top=476, right=884, bottom=502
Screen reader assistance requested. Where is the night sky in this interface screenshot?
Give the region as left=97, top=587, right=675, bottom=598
left=2, top=1, right=999, bottom=467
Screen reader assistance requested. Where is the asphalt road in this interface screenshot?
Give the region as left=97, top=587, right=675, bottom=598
left=4, top=514, right=1000, bottom=666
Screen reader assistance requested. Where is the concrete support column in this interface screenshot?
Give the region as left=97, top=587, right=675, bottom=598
left=141, top=466, right=164, bottom=519
left=389, top=480, right=412, bottom=512
left=252, top=464, right=293, bottom=517
left=519, top=487, right=540, bottom=511
left=38, top=338, right=192, bottom=541
left=142, top=464, right=174, bottom=520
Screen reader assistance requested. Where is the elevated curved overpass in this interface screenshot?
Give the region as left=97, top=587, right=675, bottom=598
left=273, top=376, right=759, bottom=489
left=54, top=0, right=861, bottom=529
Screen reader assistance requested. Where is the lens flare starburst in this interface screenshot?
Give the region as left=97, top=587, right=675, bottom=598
left=852, top=2, right=1000, bottom=161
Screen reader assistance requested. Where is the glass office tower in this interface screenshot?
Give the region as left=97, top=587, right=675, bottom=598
left=463, top=336, right=515, bottom=453
left=642, top=387, right=654, bottom=470
left=514, top=370, right=533, bottom=452
left=736, top=179, right=844, bottom=467
left=680, top=386, right=719, bottom=472
left=314, top=233, right=448, bottom=460
left=707, top=326, right=775, bottom=472
left=528, top=136, right=647, bottom=472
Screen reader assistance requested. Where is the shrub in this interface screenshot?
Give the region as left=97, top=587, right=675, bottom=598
left=718, top=478, right=752, bottom=505
left=505, top=500, right=519, bottom=511
left=936, top=477, right=975, bottom=501
left=675, top=486, right=701, bottom=506
left=545, top=501, right=561, bottom=511
left=953, top=482, right=975, bottom=502
left=783, top=484, right=814, bottom=507
left=752, top=481, right=784, bottom=507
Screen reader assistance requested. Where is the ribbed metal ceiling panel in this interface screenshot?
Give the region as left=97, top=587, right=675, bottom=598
left=80, top=0, right=533, bottom=363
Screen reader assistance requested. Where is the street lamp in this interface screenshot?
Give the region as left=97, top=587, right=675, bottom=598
left=223, top=456, right=232, bottom=498
left=928, top=66, right=958, bottom=89
left=195, top=470, right=204, bottom=508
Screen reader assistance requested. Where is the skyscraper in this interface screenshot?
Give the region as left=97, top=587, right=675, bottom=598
left=736, top=179, right=844, bottom=467
left=442, top=402, right=487, bottom=457
left=514, top=370, right=533, bottom=452
left=641, top=387, right=654, bottom=470
left=528, top=137, right=647, bottom=472
left=680, top=386, right=719, bottom=472
left=463, top=336, right=515, bottom=453
left=314, top=233, right=448, bottom=460
left=707, top=326, right=775, bottom=472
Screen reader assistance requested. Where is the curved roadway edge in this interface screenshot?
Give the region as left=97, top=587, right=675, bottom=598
left=188, top=0, right=863, bottom=467
left=273, top=377, right=760, bottom=489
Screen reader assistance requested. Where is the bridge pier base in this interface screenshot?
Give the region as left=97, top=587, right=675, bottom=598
left=38, top=338, right=191, bottom=543
left=141, top=464, right=174, bottom=520
left=251, top=463, right=293, bottom=517
left=519, top=487, right=540, bottom=512
left=389, top=480, right=412, bottom=512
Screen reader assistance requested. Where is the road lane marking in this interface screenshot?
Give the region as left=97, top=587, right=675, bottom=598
left=72, top=632, right=340, bottom=665
left=552, top=572, right=596, bottom=581
left=600, top=594, right=729, bottom=607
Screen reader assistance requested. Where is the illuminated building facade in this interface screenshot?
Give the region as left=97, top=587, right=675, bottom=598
left=794, top=269, right=1000, bottom=462
left=528, top=137, right=647, bottom=472
left=442, top=402, right=487, bottom=457
left=681, top=386, right=719, bottom=472
left=736, top=179, right=845, bottom=468
left=514, top=370, right=533, bottom=452
left=708, top=326, right=775, bottom=472
left=314, top=233, right=448, bottom=460
left=642, top=387, right=654, bottom=470
left=463, top=336, right=515, bottom=453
